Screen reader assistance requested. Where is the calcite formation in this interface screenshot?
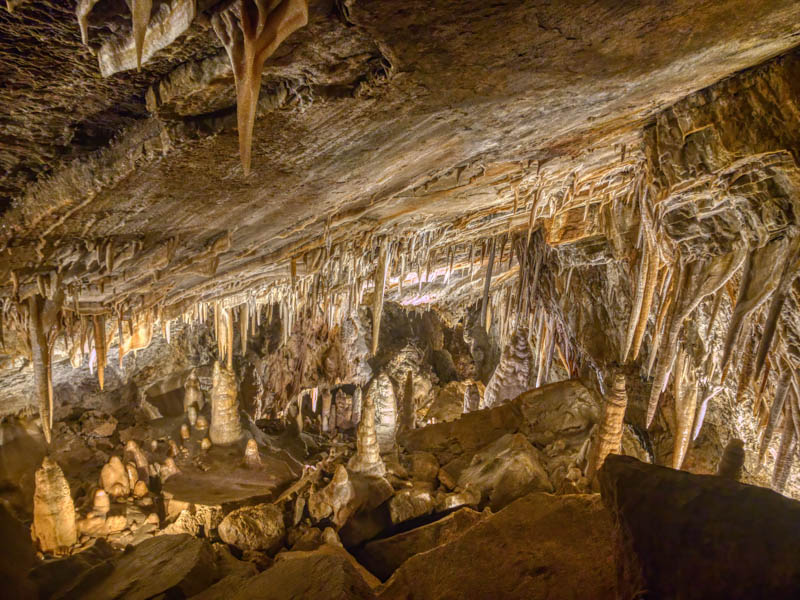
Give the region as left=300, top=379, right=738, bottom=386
left=184, top=369, right=204, bottom=413
left=100, top=456, right=131, bottom=498
left=209, top=361, right=243, bottom=446
left=32, top=458, right=77, bottom=555
left=368, top=373, right=397, bottom=453
left=348, top=391, right=387, bottom=477
left=483, top=327, right=531, bottom=408
left=308, top=465, right=356, bottom=528
left=587, top=371, right=628, bottom=480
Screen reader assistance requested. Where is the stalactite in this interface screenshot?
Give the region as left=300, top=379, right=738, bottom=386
left=480, top=237, right=496, bottom=329
left=716, top=438, right=745, bottom=481
left=212, top=0, right=309, bottom=175
left=623, top=244, right=648, bottom=363
left=672, top=349, right=698, bottom=470
left=93, top=314, right=107, bottom=390
left=759, top=367, right=792, bottom=465
left=631, top=245, right=659, bottom=361
left=755, top=236, right=800, bottom=379
left=225, top=307, right=234, bottom=370
left=28, top=295, right=52, bottom=444
left=240, top=303, right=249, bottom=355
left=735, top=331, right=757, bottom=403
left=587, top=371, right=628, bottom=480
left=772, top=403, right=796, bottom=493
left=371, top=240, right=389, bottom=356
left=647, top=266, right=676, bottom=377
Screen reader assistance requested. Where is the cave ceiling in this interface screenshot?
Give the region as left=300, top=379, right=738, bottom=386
left=1, top=0, right=800, bottom=418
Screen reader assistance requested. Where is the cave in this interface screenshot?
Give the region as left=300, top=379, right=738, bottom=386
left=2, top=1, right=800, bottom=598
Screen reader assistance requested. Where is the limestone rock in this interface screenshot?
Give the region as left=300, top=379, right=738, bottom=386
left=209, top=361, right=242, bottom=446
left=358, top=507, right=485, bottom=580
left=224, top=544, right=377, bottom=599
left=335, top=389, right=354, bottom=429
left=456, top=433, right=553, bottom=510
left=76, top=534, right=218, bottom=600
left=483, top=327, right=531, bottom=408
left=425, top=381, right=466, bottom=423
left=462, top=381, right=481, bottom=413
left=409, top=451, right=439, bottom=484
left=184, top=368, right=204, bottom=412
left=388, top=483, right=435, bottom=525
left=100, top=456, right=130, bottom=498
left=32, top=457, right=78, bottom=555
left=599, top=455, right=800, bottom=599
left=308, top=465, right=357, bottom=528
left=218, top=503, right=286, bottom=553
left=349, top=389, right=387, bottom=477
left=369, top=373, right=398, bottom=452
left=379, top=493, right=616, bottom=599
left=124, top=441, right=150, bottom=482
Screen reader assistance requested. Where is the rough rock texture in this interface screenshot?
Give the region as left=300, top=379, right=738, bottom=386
left=308, top=464, right=357, bottom=528
left=209, top=361, right=243, bottom=446
left=358, top=507, right=486, bottom=581
left=456, top=433, right=553, bottom=510
left=75, top=534, right=218, bottom=600
left=223, top=544, right=377, bottom=600
left=599, top=455, right=800, bottom=599
left=379, top=492, right=616, bottom=599
left=218, top=503, right=286, bottom=553
left=369, top=373, right=398, bottom=453
left=0, top=503, right=37, bottom=599
left=483, top=327, right=531, bottom=408
left=32, top=457, right=77, bottom=555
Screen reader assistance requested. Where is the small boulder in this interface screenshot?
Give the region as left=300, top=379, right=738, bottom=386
left=219, top=504, right=285, bottom=553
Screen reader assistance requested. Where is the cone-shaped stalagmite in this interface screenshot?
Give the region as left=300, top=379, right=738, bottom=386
left=483, top=326, right=531, bottom=408
left=587, top=371, right=628, bottom=479
left=399, top=370, right=415, bottom=432
left=209, top=361, right=243, bottom=446
left=32, top=457, right=77, bottom=555
left=212, top=0, right=309, bottom=175
left=347, top=391, right=386, bottom=477
left=183, top=368, right=204, bottom=412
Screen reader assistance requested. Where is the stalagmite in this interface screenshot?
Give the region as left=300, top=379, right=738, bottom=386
left=32, top=457, right=77, bottom=555
left=28, top=295, right=52, bottom=444
left=196, top=415, right=209, bottom=431
left=187, top=404, right=198, bottom=426
left=212, top=0, right=309, bottom=175
left=124, top=440, right=149, bottom=481
left=463, top=382, right=481, bottom=413
left=372, top=240, right=389, bottom=356
left=484, top=326, right=531, bottom=408
left=92, top=489, right=110, bottom=515
left=244, top=438, right=261, bottom=467
left=183, top=368, right=204, bottom=412
left=400, top=370, right=415, bottom=432
left=759, top=367, right=791, bottom=465
left=716, top=438, right=745, bottom=481
left=347, top=391, right=386, bottom=477
left=209, top=360, right=243, bottom=446
left=321, top=388, right=332, bottom=432
left=587, top=371, right=628, bottom=479
left=101, top=455, right=130, bottom=498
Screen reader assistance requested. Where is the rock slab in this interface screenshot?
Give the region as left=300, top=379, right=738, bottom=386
left=599, top=454, right=800, bottom=600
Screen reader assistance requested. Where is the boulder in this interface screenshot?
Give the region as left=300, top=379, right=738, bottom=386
left=599, top=455, right=800, bottom=599
left=218, top=503, right=285, bottom=553
left=71, top=535, right=218, bottom=600
left=408, top=451, right=439, bottom=484
left=425, top=381, right=467, bottom=423
left=358, top=507, right=485, bottom=580
left=221, top=544, right=378, bottom=599
left=379, top=493, right=616, bottom=599
left=388, top=483, right=435, bottom=525
left=454, top=433, right=553, bottom=510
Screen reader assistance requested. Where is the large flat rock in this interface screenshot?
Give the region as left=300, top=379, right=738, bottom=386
left=379, top=492, right=616, bottom=599
left=599, top=455, right=800, bottom=599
